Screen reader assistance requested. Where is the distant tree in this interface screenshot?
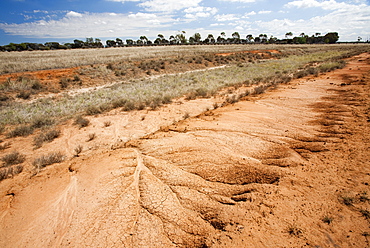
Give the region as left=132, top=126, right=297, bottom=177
left=175, top=31, right=187, bottom=44
left=116, top=38, right=124, bottom=46
left=285, top=32, right=293, bottom=39
left=324, top=32, right=339, bottom=43
left=232, top=32, right=240, bottom=43
left=140, top=36, right=148, bottom=45
left=45, top=42, right=62, bottom=50
left=315, top=32, right=321, bottom=37
left=246, top=34, right=254, bottom=43
left=358, top=36, right=362, bottom=42
left=259, top=34, right=268, bottom=43
left=106, top=40, right=117, bottom=47
left=73, top=39, right=85, bottom=48
left=204, top=34, right=215, bottom=44
left=254, top=37, right=261, bottom=43
left=268, top=35, right=277, bottom=44
left=126, top=39, right=134, bottom=46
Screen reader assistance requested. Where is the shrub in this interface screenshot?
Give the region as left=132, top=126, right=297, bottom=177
left=322, top=215, right=334, bottom=224
left=74, top=116, right=90, bottom=128
left=6, top=125, right=34, bottom=138
left=31, top=117, right=54, bottom=129
left=86, top=105, right=102, bottom=115
left=0, top=165, right=23, bottom=181
left=0, top=142, right=11, bottom=150
left=33, top=151, right=65, bottom=169
left=87, top=133, right=96, bottom=142
left=33, top=129, right=61, bottom=148
left=103, top=121, right=112, bottom=127
left=1, top=151, right=26, bottom=167
left=74, top=145, right=83, bottom=157
left=16, top=91, right=31, bottom=100
left=360, top=209, right=370, bottom=219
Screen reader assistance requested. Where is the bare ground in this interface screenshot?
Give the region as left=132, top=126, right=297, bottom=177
left=0, top=53, right=369, bottom=247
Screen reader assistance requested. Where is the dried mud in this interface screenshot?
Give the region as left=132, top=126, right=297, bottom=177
left=0, top=53, right=369, bottom=247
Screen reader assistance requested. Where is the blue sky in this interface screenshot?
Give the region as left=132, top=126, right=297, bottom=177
left=0, top=0, right=369, bottom=45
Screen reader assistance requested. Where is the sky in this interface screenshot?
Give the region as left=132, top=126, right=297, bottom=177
left=0, top=0, right=369, bottom=45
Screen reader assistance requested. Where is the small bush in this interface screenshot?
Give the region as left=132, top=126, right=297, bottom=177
left=287, top=224, right=302, bottom=236
left=74, top=145, right=83, bottom=157
left=87, top=133, right=96, bottom=142
left=86, top=105, right=102, bottom=115
left=0, top=165, right=23, bottom=181
left=104, top=121, right=112, bottom=127
left=6, top=125, right=34, bottom=138
left=33, top=151, right=65, bottom=169
left=31, top=117, right=54, bottom=129
left=17, top=91, right=31, bottom=100
left=1, top=151, right=26, bottom=167
left=0, top=142, right=11, bottom=150
left=33, top=129, right=61, bottom=148
left=59, top=78, right=70, bottom=89
left=360, top=209, right=370, bottom=219
left=322, top=215, right=334, bottom=224
left=74, top=116, right=90, bottom=128
left=340, top=196, right=354, bottom=206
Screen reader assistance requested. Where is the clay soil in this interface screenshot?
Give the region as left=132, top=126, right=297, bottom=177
left=0, top=53, right=369, bottom=247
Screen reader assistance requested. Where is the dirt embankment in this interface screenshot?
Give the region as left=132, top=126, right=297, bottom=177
left=0, top=53, right=369, bottom=247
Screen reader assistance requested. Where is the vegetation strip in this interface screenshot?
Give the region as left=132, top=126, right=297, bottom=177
left=1, top=46, right=368, bottom=128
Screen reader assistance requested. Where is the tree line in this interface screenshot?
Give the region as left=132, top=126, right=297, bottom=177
left=0, top=31, right=340, bottom=52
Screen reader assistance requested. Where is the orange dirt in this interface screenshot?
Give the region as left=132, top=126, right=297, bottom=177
left=0, top=53, right=369, bottom=247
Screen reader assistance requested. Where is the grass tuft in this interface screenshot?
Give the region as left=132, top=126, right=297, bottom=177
left=74, top=116, right=90, bottom=128
left=33, top=151, right=65, bottom=169
left=33, top=129, right=61, bottom=148
left=1, top=151, right=26, bottom=167
left=6, top=125, right=34, bottom=138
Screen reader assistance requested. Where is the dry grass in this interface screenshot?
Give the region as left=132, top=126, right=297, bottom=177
left=32, top=151, right=65, bottom=170
left=33, top=128, right=61, bottom=148
left=1, top=151, right=26, bottom=167
left=0, top=45, right=369, bottom=128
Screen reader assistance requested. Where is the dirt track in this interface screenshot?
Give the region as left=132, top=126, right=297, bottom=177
left=0, top=53, right=369, bottom=247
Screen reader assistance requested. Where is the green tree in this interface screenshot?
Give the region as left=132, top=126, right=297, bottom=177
left=232, top=32, right=240, bottom=43
left=324, top=32, right=339, bottom=43
left=246, top=34, right=254, bottom=43
left=285, top=32, right=293, bottom=39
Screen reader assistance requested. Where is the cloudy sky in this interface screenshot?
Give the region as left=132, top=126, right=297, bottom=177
left=0, top=0, right=369, bottom=45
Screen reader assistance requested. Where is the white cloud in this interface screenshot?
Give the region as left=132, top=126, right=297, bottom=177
left=215, top=14, right=240, bottom=21
left=258, top=10, right=272, bottom=14
left=0, top=11, right=175, bottom=39
left=285, top=0, right=364, bottom=10
left=105, top=0, right=140, bottom=2
left=218, top=0, right=256, bottom=2
left=139, top=0, right=202, bottom=12
left=66, top=11, right=83, bottom=18
left=254, top=3, right=370, bottom=40
left=184, top=6, right=218, bottom=20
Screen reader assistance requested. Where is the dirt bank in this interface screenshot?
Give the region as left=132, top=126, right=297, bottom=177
left=0, top=53, right=369, bottom=247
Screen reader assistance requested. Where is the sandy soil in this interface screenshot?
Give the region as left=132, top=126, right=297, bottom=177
left=0, top=53, right=369, bottom=247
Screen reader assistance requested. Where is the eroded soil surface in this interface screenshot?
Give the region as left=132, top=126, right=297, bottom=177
left=0, top=53, right=369, bottom=247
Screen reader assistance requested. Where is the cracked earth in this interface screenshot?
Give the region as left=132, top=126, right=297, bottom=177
left=0, top=53, right=369, bottom=247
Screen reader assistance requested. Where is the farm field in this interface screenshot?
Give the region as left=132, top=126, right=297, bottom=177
left=0, top=44, right=370, bottom=247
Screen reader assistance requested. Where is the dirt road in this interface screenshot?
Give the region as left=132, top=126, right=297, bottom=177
left=0, top=53, right=369, bottom=247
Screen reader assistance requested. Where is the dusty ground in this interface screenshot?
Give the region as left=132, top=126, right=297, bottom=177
left=0, top=53, right=369, bottom=247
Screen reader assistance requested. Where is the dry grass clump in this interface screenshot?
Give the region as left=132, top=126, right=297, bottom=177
left=6, top=125, right=34, bottom=138
left=74, top=145, right=83, bottom=157
left=87, top=133, right=96, bottom=142
left=74, top=116, right=90, bottom=128
left=0, top=142, right=11, bottom=150
left=33, top=128, right=61, bottom=148
left=32, top=151, right=65, bottom=170
left=0, top=165, right=23, bottom=181
left=1, top=151, right=26, bottom=167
